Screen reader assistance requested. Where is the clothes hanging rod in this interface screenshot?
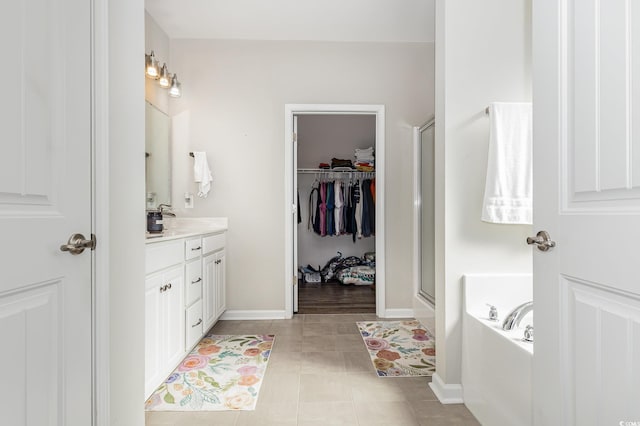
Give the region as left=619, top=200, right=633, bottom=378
left=297, top=168, right=375, bottom=174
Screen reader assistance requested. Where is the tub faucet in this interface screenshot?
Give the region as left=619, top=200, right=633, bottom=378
left=502, top=301, right=533, bottom=331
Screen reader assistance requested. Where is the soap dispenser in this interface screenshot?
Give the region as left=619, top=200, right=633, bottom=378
left=146, top=210, right=163, bottom=233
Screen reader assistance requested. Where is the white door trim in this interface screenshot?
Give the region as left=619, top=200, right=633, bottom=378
left=284, top=104, right=386, bottom=318
left=93, top=0, right=110, bottom=423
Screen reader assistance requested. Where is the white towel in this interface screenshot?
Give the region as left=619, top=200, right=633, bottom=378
left=481, top=102, right=532, bottom=224
left=193, top=151, right=213, bottom=198
left=355, top=147, right=374, bottom=154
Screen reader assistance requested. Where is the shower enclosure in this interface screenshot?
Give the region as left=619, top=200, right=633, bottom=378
left=414, top=118, right=435, bottom=305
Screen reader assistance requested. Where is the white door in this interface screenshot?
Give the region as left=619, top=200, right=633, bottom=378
left=293, top=115, right=299, bottom=313
left=0, top=0, right=92, bottom=426
left=533, top=1, right=640, bottom=424
left=0, top=0, right=92, bottom=425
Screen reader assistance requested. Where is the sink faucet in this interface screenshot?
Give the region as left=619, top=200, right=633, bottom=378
left=158, top=204, right=176, bottom=217
left=502, top=301, right=533, bottom=331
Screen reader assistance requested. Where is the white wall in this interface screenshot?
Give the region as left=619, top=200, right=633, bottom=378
left=297, top=114, right=376, bottom=271
left=434, top=0, right=532, bottom=390
left=169, top=40, right=434, bottom=312
left=109, top=0, right=145, bottom=424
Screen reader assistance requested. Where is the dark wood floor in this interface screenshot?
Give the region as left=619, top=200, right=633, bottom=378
left=297, top=280, right=376, bottom=314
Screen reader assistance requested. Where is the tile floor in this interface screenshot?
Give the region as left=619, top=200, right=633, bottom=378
left=145, top=314, right=480, bottom=426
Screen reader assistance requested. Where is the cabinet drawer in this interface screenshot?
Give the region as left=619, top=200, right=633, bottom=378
left=203, top=232, right=226, bottom=254
left=186, top=300, right=203, bottom=349
left=185, top=259, right=202, bottom=307
left=146, top=240, right=184, bottom=274
left=185, top=237, right=203, bottom=260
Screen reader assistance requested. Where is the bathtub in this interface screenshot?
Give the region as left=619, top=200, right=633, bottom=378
left=462, top=274, right=533, bottom=426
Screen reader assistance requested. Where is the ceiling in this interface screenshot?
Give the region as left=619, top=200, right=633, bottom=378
left=145, top=0, right=435, bottom=42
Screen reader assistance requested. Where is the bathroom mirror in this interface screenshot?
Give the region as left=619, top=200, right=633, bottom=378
left=145, top=101, right=171, bottom=209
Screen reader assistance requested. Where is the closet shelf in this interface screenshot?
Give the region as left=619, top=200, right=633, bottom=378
left=297, top=168, right=375, bottom=174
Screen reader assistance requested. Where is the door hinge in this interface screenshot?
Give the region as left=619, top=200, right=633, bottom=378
left=293, top=132, right=297, bottom=142
left=293, top=275, right=298, bottom=286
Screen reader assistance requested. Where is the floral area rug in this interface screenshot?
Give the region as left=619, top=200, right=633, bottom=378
left=356, top=320, right=435, bottom=377
left=145, top=334, right=274, bottom=411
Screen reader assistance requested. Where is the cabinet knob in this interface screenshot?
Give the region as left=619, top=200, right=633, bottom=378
left=192, top=318, right=203, bottom=328
left=191, top=246, right=202, bottom=251
left=191, top=277, right=202, bottom=284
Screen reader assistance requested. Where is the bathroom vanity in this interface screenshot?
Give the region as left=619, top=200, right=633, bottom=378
left=144, top=218, right=228, bottom=398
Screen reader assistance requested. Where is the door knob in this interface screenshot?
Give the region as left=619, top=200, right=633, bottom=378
left=526, top=230, right=555, bottom=252
left=60, top=233, right=96, bottom=255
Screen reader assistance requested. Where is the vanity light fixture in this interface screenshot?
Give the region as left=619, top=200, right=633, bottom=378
left=158, top=63, right=170, bottom=88
left=168, top=74, right=182, bottom=98
left=145, top=51, right=159, bottom=79
left=146, top=51, right=182, bottom=98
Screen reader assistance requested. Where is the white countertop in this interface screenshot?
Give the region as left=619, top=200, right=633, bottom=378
left=145, top=217, right=228, bottom=243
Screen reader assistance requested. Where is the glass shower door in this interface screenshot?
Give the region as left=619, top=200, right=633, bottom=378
left=417, top=121, right=435, bottom=305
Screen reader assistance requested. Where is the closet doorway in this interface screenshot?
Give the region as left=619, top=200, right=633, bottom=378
left=284, top=104, right=386, bottom=318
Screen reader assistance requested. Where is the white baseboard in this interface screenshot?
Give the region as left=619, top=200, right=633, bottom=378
left=382, top=308, right=415, bottom=318
left=429, top=373, right=464, bottom=404
left=220, top=310, right=287, bottom=320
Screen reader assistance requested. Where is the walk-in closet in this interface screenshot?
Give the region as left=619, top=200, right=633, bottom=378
left=295, top=114, right=377, bottom=314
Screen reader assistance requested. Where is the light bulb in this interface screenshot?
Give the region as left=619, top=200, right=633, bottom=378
left=169, top=74, right=182, bottom=98
left=145, top=51, right=159, bottom=79
left=158, top=63, right=170, bottom=88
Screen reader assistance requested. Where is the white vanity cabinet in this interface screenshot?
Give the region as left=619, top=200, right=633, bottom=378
left=145, top=227, right=227, bottom=399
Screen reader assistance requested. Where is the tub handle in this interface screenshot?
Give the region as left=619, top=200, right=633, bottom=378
left=486, top=304, right=498, bottom=321
left=526, top=230, right=556, bottom=252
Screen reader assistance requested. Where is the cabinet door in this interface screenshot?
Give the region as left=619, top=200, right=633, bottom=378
left=144, top=274, right=163, bottom=398
left=202, top=253, right=217, bottom=330
left=215, top=250, right=226, bottom=320
left=162, top=265, right=185, bottom=371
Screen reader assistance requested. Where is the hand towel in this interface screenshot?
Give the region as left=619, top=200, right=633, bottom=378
left=481, top=102, right=532, bottom=224
left=193, top=151, right=213, bottom=198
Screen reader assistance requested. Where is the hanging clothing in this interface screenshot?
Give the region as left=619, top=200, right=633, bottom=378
left=326, top=181, right=335, bottom=236
left=334, top=182, right=343, bottom=235
left=303, top=174, right=374, bottom=241
left=308, top=185, right=319, bottom=233
left=361, top=179, right=375, bottom=237
left=319, top=182, right=327, bottom=236
left=340, top=182, right=349, bottom=235
left=370, top=179, right=376, bottom=204
left=354, top=180, right=362, bottom=240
